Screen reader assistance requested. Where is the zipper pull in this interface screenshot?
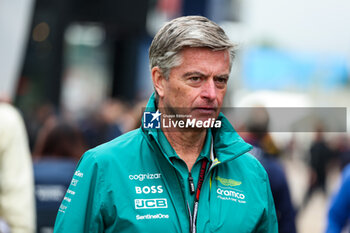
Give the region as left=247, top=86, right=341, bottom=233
left=188, top=172, right=195, bottom=195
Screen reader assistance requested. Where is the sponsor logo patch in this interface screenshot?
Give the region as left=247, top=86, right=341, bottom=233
left=216, top=187, right=246, bottom=204
left=129, top=173, right=161, bottom=181
left=136, top=213, right=169, bottom=220
left=134, top=198, right=168, bottom=209
left=70, top=178, right=79, bottom=186
left=74, top=170, right=84, bottom=178
left=135, top=185, right=163, bottom=194
left=216, top=176, right=241, bottom=187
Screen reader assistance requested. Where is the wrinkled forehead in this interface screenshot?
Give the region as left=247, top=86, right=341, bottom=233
left=173, top=47, right=231, bottom=72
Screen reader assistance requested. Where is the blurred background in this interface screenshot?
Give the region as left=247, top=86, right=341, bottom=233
left=1, top=0, right=350, bottom=232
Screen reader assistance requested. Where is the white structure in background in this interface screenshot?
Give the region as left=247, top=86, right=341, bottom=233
left=61, top=23, right=112, bottom=120
left=240, top=0, right=350, bottom=56
left=221, top=0, right=350, bottom=146
left=0, top=0, right=35, bottom=100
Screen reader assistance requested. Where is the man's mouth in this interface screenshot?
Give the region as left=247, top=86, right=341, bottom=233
left=193, top=107, right=217, bottom=114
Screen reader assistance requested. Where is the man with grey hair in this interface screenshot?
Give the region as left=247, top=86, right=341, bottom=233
left=54, top=16, right=278, bottom=233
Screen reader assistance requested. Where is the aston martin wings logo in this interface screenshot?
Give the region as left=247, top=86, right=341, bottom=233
left=216, top=176, right=242, bottom=187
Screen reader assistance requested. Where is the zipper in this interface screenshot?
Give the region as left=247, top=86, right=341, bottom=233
left=202, top=158, right=224, bottom=193
left=145, top=132, right=192, bottom=231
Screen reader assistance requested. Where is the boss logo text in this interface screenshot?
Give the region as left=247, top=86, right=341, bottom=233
left=135, top=185, right=163, bottom=194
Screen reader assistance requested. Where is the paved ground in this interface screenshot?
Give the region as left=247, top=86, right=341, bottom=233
left=282, top=157, right=341, bottom=233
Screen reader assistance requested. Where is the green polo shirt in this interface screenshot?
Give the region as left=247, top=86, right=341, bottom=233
left=157, top=129, right=212, bottom=214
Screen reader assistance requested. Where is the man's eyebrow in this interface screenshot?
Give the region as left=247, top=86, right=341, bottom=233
left=182, top=71, right=207, bottom=78
left=214, top=74, right=229, bottom=79
left=182, top=72, right=229, bottom=79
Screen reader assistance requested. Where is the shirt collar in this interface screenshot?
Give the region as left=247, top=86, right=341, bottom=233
left=156, top=128, right=212, bottom=161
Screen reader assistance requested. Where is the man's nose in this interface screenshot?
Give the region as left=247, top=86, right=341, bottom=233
left=200, top=79, right=217, bottom=101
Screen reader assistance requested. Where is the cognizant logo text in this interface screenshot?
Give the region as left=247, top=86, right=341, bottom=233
left=129, top=173, right=161, bottom=181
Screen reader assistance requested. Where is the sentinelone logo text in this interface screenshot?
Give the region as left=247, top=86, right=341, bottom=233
left=143, top=110, right=221, bottom=129
left=136, top=213, right=169, bottom=220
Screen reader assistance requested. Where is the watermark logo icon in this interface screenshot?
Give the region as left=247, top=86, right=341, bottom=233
left=143, top=110, right=161, bottom=129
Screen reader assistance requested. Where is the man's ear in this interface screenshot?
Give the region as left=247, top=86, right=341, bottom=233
left=151, top=67, right=166, bottom=98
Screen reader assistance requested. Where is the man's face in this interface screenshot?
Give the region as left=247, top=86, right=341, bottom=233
left=157, top=47, right=230, bottom=121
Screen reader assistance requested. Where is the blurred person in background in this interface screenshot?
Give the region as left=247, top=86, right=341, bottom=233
left=334, top=134, right=350, bottom=171
left=33, top=117, right=87, bottom=233
left=241, top=107, right=296, bottom=233
left=79, top=99, right=124, bottom=149
left=127, top=99, right=149, bottom=131
left=302, top=127, right=334, bottom=208
left=0, top=102, right=36, bottom=233
left=325, top=163, right=350, bottom=233
left=26, top=103, right=56, bottom=152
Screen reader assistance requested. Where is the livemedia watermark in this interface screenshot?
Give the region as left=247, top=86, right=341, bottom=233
left=143, top=109, right=222, bottom=130
left=142, top=107, right=347, bottom=132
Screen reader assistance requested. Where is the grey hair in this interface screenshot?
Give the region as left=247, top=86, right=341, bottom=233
left=149, top=15, right=236, bottom=79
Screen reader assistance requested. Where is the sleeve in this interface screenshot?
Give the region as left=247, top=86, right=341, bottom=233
left=265, top=160, right=296, bottom=233
left=53, top=151, right=106, bottom=233
left=325, top=167, right=350, bottom=233
left=254, top=169, right=279, bottom=233
left=274, top=173, right=296, bottom=233
left=0, top=105, right=36, bottom=233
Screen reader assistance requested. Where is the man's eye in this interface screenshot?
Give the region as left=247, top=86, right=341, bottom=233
left=190, top=77, right=201, bottom=81
left=215, top=77, right=228, bottom=84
